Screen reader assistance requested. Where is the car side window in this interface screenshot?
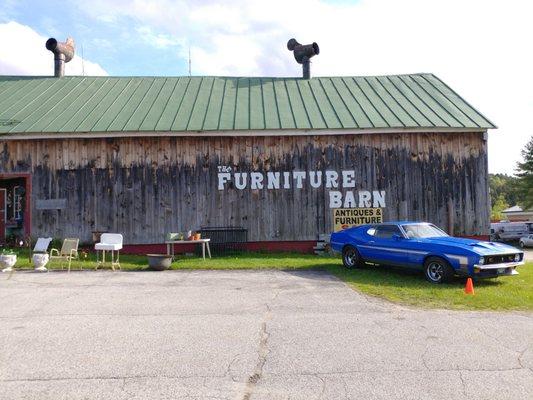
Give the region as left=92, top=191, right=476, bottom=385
left=375, top=225, right=402, bottom=239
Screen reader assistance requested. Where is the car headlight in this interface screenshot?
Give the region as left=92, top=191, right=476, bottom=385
left=515, top=254, right=521, bottom=262
left=478, top=257, right=485, bottom=265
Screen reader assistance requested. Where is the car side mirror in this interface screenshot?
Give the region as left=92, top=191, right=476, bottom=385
left=392, top=234, right=403, bottom=241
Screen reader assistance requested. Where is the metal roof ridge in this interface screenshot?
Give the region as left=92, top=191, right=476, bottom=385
left=0, top=72, right=439, bottom=80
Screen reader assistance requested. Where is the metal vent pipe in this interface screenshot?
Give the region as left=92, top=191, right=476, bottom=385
left=45, top=37, right=75, bottom=77
left=287, top=38, right=319, bottom=79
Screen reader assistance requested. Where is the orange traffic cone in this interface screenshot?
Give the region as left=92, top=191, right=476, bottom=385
left=464, top=277, right=475, bottom=295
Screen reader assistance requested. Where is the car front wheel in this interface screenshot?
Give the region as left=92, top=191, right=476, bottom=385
left=519, top=241, right=525, bottom=249
left=342, top=245, right=361, bottom=269
left=424, top=257, right=454, bottom=284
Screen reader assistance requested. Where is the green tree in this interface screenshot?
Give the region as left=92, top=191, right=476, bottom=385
left=491, top=194, right=509, bottom=221
left=516, top=136, right=533, bottom=209
left=488, top=173, right=520, bottom=207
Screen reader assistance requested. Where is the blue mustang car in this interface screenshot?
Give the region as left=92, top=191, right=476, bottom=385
left=330, top=222, right=525, bottom=283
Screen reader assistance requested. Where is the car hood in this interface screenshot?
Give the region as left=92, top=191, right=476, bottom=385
left=421, top=237, right=521, bottom=255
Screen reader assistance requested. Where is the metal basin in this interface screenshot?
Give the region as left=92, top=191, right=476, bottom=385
left=147, top=254, right=173, bottom=271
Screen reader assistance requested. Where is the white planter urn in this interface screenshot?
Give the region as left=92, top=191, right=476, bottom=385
left=33, top=253, right=50, bottom=272
left=1, top=254, right=17, bottom=273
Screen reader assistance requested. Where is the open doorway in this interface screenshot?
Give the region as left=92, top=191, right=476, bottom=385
left=0, top=174, right=31, bottom=245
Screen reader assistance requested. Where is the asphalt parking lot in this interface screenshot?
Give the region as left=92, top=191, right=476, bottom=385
left=1, top=270, right=532, bottom=400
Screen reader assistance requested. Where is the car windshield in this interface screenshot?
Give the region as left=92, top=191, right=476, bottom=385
left=402, top=224, right=449, bottom=239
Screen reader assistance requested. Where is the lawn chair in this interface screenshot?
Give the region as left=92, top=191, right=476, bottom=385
left=32, top=237, right=53, bottom=256
left=95, top=233, right=123, bottom=271
left=49, top=238, right=79, bottom=272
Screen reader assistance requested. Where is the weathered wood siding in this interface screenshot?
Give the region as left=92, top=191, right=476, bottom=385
left=0, top=132, right=489, bottom=243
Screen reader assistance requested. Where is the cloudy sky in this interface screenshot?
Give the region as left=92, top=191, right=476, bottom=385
left=0, top=0, right=531, bottom=175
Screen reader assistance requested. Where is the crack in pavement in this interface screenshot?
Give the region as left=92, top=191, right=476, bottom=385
left=420, top=345, right=431, bottom=371
left=240, top=304, right=272, bottom=400
left=240, top=277, right=282, bottom=400
left=517, top=346, right=529, bottom=369
left=0, top=373, right=231, bottom=383
left=315, top=374, right=326, bottom=400
left=257, top=365, right=530, bottom=377
left=0, top=307, right=266, bottom=319
left=225, top=352, right=243, bottom=379
left=458, top=370, right=468, bottom=399
left=341, top=376, right=349, bottom=400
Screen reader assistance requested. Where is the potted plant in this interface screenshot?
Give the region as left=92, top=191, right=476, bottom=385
left=1, top=248, right=18, bottom=273
left=32, top=252, right=49, bottom=272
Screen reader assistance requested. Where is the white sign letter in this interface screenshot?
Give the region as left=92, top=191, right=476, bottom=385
left=293, top=171, right=306, bottom=189
left=325, top=171, right=339, bottom=188
left=267, top=172, right=280, bottom=189
left=250, top=172, right=264, bottom=189
left=217, top=173, right=231, bottom=190
left=329, top=191, right=343, bottom=208
left=342, top=170, right=356, bottom=188
left=358, top=191, right=372, bottom=207
left=235, top=173, right=248, bottom=190
left=283, top=172, right=291, bottom=189
left=309, top=171, right=322, bottom=188
left=372, top=190, right=386, bottom=207
left=344, top=191, right=356, bottom=207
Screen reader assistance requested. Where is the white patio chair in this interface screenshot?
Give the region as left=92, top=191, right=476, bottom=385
left=32, top=237, right=53, bottom=255
left=95, top=233, right=123, bottom=271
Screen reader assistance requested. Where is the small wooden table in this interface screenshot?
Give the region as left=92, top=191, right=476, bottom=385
left=165, top=239, right=211, bottom=260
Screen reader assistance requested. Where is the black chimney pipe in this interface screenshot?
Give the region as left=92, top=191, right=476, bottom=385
left=287, top=38, right=319, bottom=79
left=46, top=37, right=75, bottom=77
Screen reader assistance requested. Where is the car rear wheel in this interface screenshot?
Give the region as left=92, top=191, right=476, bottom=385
left=519, top=241, right=525, bottom=249
left=424, top=257, right=454, bottom=284
left=342, top=245, right=361, bottom=269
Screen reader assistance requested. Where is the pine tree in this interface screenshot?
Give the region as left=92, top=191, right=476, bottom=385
left=516, top=135, right=533, bottom=209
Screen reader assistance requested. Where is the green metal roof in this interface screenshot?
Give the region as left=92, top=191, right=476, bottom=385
left=0, top=74, right=495, bottom=135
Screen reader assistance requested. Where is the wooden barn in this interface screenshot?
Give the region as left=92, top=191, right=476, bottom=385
left=0, top=73, right=495, bottom=252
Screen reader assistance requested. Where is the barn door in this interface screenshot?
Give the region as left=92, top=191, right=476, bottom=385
left=0, top=189, right=5, bottom=244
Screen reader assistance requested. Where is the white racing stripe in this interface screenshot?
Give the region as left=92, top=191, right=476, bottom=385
left=358, top=245, right=428, bottom=255
left=444, top=254, right=469, bottom=267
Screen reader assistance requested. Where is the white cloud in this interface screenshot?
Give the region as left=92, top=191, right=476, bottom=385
left=0, top=21, right=107, bottom=76
left=136, top=26, right=185, bottom=49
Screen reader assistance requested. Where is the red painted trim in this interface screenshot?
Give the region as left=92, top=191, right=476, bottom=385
left=243, top=241, right=316, bottom=253
left=111, top=241, right=317, bottom=255
left=0, top=188, right=6, bottom=244
left=460, top=235, right=490, bottom=241
left=121, top=244, right=178, bottom=255
left=24, top=176, right=31, bottom=238
left=0, top=173, right=32, bottom=239
left=93, top=237, right=494, bottom=256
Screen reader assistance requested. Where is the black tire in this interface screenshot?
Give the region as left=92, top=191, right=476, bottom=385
left=342, top=245, right=362, bottom=269
left=519, top=241, right=525, bottom=249
left=423, top=256, right=454, bottom=284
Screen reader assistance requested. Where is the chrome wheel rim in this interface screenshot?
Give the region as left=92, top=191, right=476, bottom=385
left=344, top=249, right=357, bottom=267
left=427, top=262, right=444, bottom=282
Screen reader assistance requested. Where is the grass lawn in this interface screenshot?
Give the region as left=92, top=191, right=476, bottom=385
left=329, top=263, right=533, bottom=311
left=6, top=250, right=532, bottom=311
